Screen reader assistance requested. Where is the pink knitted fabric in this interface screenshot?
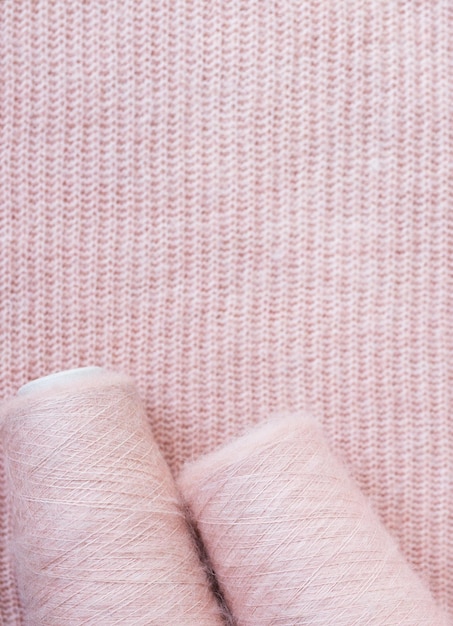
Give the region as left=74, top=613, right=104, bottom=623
left=0, top=0, right=452, bottom=621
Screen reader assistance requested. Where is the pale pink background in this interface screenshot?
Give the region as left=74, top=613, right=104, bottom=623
left=1, top=0, right=452, bottom=620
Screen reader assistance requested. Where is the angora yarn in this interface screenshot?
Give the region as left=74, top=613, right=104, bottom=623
left=178, top=412, right=450, bottom=626
left=1, top=367, right=224, bottom=625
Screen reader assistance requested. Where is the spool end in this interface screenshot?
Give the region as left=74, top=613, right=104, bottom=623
left=17, top=367, right=105, bottom=396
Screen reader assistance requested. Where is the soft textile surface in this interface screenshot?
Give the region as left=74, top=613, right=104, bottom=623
left=0, top=0, right=452, bottom=621
left=1, top=368, right=224, bottom=625
left=178, top=414, right=450, bottom=625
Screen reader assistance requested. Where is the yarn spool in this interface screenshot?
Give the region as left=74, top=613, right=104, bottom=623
left=178, top=413, right=450, bottom=625
left=1, top=367, right=224, bottom=625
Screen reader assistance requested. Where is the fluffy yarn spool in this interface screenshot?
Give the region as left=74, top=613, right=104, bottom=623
left=178, top=413, right=450, bottom=625
left=0, top=368, right=224, bottom=625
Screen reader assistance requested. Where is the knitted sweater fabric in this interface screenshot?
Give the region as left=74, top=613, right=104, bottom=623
left=0, top=1, right=452, bottom=621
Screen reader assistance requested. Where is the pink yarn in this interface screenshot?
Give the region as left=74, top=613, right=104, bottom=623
left=178, top=413, right=450, bottom=625
left=0, top=369, right=224, bottom=625
left=1, top=1, right=453, bottom=620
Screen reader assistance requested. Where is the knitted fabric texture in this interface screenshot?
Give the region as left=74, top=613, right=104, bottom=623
left=0, top=1, right=452, bottom=621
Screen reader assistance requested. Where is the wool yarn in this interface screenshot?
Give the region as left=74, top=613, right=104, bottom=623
left=0, top=367, right=224, bottom=625
left=1, top=2, right=453, bottom=620
left=178, top=413, right=450, bottom=626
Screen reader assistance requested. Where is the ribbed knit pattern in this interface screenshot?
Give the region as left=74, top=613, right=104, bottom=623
left=1, top=1, right=452, bottom=621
